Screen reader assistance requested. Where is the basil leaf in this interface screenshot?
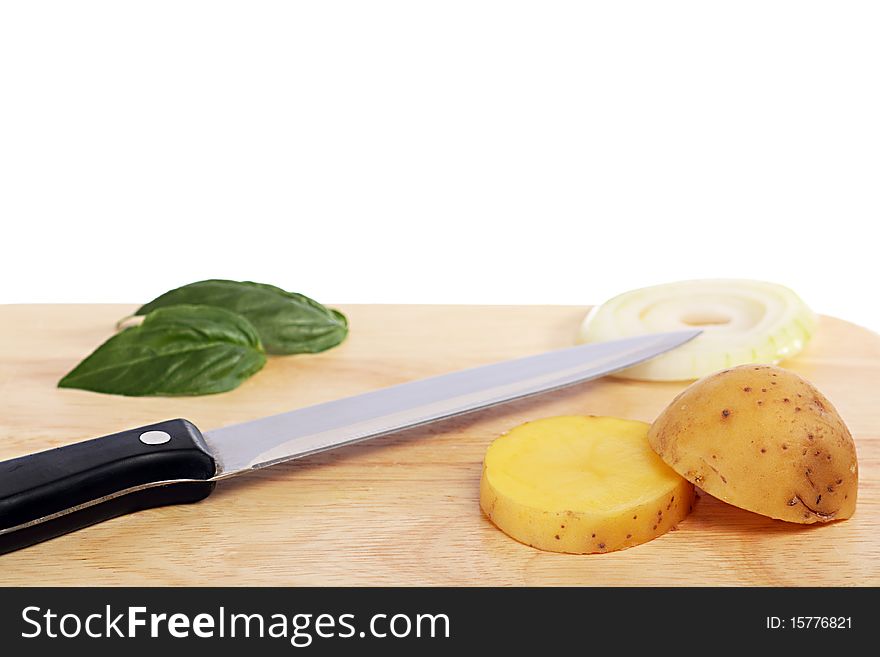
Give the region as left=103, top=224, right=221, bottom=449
left=58, top=305, right=266, bottom=396
left=135, top=279, right=348, bottom=355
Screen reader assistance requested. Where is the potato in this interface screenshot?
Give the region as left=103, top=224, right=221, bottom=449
left=648, top=365, right=858, bottom=523
left=480, top=416, right=694, bottom=553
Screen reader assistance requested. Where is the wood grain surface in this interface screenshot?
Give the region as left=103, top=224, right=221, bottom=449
left=0, top=304, right=877, bottom=586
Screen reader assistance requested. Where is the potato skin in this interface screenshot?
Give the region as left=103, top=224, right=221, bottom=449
left=648, top=365, right=858, bottom=523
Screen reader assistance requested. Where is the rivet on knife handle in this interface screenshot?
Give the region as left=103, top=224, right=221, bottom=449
left=0, top=419, right=216, bottom=555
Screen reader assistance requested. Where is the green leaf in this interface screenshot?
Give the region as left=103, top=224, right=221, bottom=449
left=135, top=279, right=348, bottom=355
left=59, top=305, right=267, bottom=396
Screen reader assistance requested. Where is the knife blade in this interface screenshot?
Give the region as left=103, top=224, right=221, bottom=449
left=0, top=329, right=699, bottom=553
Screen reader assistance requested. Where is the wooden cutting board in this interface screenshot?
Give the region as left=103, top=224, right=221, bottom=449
left=0, top=304, right=877, bottom=586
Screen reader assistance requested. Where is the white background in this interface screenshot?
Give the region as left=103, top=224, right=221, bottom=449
left=1, top=2, right=878, bottom=329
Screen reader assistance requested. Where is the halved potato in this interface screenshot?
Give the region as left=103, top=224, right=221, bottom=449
left=648, top=365, right=858, bottom=523
left=480, top=416, right=694, bottom=553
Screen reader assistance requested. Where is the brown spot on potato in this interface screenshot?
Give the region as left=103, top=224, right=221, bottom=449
left=555, top=534, right=560, bottom=540
left=743, top=387, right=752, bottom=392
left=795, top=494, right=837, bottom=520
left=760, top=448, right=767, bottom=453
left=783, top=398, right=790, bottom=403
left=721, top=409, right=731, bottom=418
left=782, top=444, right=788, bottom=450
left=626, top=533, right=632, bottom=539
left=805, top=468, right=817, bottom=491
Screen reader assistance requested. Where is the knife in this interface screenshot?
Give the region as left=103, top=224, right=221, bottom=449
left=0, top=329, right=699, bottom=554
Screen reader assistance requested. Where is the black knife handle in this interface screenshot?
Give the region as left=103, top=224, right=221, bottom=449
left=0, top=418, right=216, bottom=555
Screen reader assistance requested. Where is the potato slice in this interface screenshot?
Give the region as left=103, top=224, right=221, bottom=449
left=648, top=365, right=858, bottom=523
left=480, top=416, right=694, bottom=553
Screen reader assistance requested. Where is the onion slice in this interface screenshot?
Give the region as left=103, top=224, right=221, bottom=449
left=578, top=279, right=817, bottom=381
